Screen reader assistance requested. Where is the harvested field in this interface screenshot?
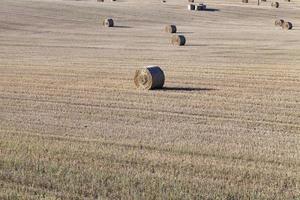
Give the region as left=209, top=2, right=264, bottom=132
left=0, top=0, right=300, bottom=199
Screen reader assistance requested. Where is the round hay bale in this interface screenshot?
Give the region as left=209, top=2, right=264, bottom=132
left=165, top=25, right=177, bottom=33
left=282, top=22, right=293, bottom=30
left=275, top=19, right=284, bottom=26
left=171, top=35, right=186, bottom=46
left=134, top=66, right=165, bottom=90
left=103, top=18, right=114, bottom=27
left=188, top=4, right=196, bottom=10
left=271, top=2, right=279, bottom=8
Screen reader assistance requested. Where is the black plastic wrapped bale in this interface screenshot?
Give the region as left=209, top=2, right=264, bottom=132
left=134, top=66, right=165, bottom=90
left=165, top=25, right=177, bottom=33
left=171, top=35, right=186, bottom=46
left=103, top=18, right=114, bottom=27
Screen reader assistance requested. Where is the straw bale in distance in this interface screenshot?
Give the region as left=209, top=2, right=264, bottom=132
left=282, top=22, right=293, bottom=30
left=171, top=35, right=186, bottom=46
left=103, top=18, right=114, bottom=27
left=134, top=66, right=165, bottom=90
left=275, top=19, right=284, bottom=27
left=271, top=2, right=279, bottom=8
left=165, top=25, right=177, bottom=33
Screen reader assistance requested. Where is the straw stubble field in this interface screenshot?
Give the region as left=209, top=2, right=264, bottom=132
left=0, top=0, right=300, bottom=199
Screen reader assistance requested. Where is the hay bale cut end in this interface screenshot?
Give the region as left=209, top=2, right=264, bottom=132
left=103, top=18, right=114, bottom=27
left=165, top=25, right=177, bottom=33
left=275, top=19, right=284, bottom=27
left=134, top=66, right=165, bottom=90
left=188, top=4, right=196, bottom=10
left=282, top=22, right=293, bottom=30
left=171, top=35, right=186, bottom=46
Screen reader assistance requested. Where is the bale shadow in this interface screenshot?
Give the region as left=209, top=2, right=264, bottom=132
left=114, top=25, right=132, bottom=28
left=162, top=87, right=216, bottom=92
left=203, top=8, right=220, bottom=12
left=176, top=31, right=193, bottom=34
left=185, top=44, right=209, bottom=47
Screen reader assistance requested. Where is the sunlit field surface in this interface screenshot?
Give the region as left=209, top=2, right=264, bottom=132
left=0, top=0, right=299, bottom=199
